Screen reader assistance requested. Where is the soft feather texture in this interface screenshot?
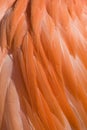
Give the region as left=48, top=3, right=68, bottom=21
left=0, top=0, right=87, bottom=130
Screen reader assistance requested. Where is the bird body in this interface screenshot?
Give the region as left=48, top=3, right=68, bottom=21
left=0, top=0, right=87, bottom=130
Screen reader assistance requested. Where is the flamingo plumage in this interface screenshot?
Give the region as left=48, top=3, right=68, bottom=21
left=0, top=0, right=87, bottom=130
